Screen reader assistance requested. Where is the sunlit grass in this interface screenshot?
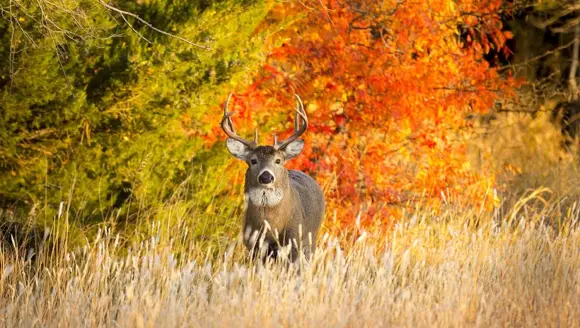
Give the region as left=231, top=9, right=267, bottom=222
left=1, top=194, right=578, bottom=327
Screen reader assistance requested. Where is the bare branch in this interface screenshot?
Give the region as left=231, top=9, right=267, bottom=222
left=119, top=11, right=151, bottom=44
left=551, top=15, right=580, bottom=33
left=530, top=8, right=574, bottom=29
left=96, top=0, right=210, bottom=51
left=498, top=40, right=577, bottom=71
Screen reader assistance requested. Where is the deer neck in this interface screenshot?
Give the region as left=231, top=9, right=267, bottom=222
left=245, top=177, right=295, bottom=230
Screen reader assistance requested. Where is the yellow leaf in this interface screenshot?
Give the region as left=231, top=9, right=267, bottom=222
left=307, top=103, right=318, bottom=113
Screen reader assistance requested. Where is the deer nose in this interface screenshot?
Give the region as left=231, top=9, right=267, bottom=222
left=258, top=171, right=275, bottom=185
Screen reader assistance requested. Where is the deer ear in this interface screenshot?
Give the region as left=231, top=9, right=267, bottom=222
left=282, top=139, right=304, bottom=160
left=226, top=138, right=251, bottom=161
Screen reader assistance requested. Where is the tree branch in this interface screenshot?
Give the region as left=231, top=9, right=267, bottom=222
left=96, top=0, right=211, bottom=51
left=498, top=40, right=576, bottom=71
left=551, top=15, right=580, bottom=33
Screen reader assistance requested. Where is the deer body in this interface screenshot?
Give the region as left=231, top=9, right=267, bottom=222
left=221, top=94, right=325, bottom=261
left=243, top=169, right=325, bottom=260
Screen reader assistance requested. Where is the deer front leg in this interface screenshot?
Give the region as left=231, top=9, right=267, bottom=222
left=243, top=225, right=282, bottom=262
left=282, top=229, right=314, bottom=262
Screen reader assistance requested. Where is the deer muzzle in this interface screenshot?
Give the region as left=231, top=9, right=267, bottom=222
left=258, top=170, right=275, bottom=185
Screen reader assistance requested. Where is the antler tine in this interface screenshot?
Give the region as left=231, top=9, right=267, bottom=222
left=220, top=93, right=257, bottom=148
left=294, top=99, right=299, bottom=131
left=224, top=93, right=236, bottom=133
left=275, top=94, right=308, bottom=150
left=295, top=94, right=308, bottom=127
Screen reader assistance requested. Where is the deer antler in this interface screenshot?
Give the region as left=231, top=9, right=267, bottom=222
left=274, top=94, right=308, bottom=150
left=221, top=93, right=258, bottom=148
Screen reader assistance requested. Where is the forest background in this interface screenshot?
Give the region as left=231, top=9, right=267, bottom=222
left=1, top=0, right=579, bottom=248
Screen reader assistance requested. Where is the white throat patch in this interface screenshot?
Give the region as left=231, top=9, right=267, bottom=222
left=246, top=188, right=284, bottom=207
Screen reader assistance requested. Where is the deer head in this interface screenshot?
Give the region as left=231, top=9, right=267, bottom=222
left=221, top=94, right=308, bottom=207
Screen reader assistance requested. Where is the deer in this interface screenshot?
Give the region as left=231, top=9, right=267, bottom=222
left=221, top=94, right=325, bottom=262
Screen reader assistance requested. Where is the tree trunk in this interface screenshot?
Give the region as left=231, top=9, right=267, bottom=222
left=569, top=23, right=580, bottom=101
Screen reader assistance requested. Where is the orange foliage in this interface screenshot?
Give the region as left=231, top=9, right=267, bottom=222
left=206, top=0, right=520, bottom=231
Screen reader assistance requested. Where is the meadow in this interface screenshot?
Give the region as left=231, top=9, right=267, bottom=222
left=1, top=194, right=578, bottom=327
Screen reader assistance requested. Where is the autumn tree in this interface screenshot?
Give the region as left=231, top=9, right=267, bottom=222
left=206, top=0, right=520, bottom=231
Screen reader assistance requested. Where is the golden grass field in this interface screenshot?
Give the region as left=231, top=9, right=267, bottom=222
left=1, top=109, right=580, bottom=327
left=1, top=193, right=579, bottom=327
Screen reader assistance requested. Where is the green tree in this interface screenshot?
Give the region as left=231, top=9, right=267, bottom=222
left=0, top=0, right=274, bottom=241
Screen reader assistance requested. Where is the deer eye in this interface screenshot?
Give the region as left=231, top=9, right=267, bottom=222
left=250, top=159, right=258, bottom=165
left=275, top=159, right=281, bottom=164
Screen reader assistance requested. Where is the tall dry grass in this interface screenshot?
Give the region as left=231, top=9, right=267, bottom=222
left=467, top=101, right=580, bottom=217
left=1, top=196, right=578, bottom=327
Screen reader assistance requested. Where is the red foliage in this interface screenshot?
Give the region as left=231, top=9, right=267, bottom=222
left=205, top=0, right=520, bottom=232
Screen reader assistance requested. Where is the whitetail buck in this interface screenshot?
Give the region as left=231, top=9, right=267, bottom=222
left=221, top=94, right=325, bottom=262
